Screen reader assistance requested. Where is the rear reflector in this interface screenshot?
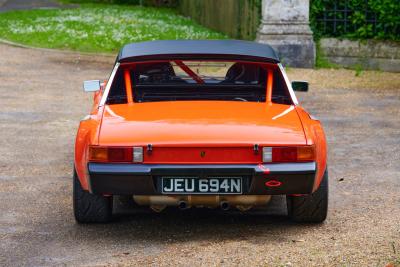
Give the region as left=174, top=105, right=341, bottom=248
left=265, top=180, right=282, bottom=187
left=263, top=146, right=315, bottom=163
left=89, top=146, right=134, bottom=163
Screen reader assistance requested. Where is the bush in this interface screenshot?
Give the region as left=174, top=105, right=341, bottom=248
left=310, top=0, right=400, bottom=41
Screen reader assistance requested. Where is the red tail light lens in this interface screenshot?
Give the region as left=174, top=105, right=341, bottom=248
left=263, top=146, right=315, bottom=163
left=272, top=147, right=297, bottom=162
left=108, top=147, right=133, bottom=162
left=89, top=146, right=133, bottom=162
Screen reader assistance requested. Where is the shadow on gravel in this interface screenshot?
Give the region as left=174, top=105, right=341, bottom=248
left=69, top=199, right=322, bottom=244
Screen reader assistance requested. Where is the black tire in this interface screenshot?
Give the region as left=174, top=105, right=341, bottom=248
left=73, top=169, right=113, bottom=223
left=287, top=169, right=328, bottom=223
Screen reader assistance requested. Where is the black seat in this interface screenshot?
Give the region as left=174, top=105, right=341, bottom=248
left=223, top=63, right=266, bottom=84
left=135, top=62, right=185, bottom=84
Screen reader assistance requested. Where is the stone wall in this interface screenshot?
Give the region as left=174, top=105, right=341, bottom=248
left=320, top=38, right=400, bottom=72
left=256, top=0, right=315, bottom=68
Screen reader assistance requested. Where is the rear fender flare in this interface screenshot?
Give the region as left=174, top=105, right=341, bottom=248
left=74, top=111, right=103, bottom=190
left=295, top=107, right=327, bottom=191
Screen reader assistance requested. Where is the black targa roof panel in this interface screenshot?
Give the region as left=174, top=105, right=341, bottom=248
left=117, top=40, right=280, bottom=63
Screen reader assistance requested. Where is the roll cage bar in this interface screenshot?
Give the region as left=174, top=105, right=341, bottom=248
left=98, top=60, right=298, bottom=106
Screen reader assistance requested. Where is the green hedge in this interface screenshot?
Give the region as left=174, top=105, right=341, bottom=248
left=310, top=0, right=400, bottom=41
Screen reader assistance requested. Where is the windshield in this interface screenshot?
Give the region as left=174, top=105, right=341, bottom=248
left=106, top=60, right=292, bottom=104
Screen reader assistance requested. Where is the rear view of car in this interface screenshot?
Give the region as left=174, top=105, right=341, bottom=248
left=74, top=40, right=328, bottom=224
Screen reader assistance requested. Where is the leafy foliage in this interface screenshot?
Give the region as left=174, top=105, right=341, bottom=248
left=310, top=0, right=400, bottom=41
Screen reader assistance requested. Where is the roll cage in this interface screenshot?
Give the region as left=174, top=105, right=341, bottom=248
left=99, top=60, right=299, bottom=106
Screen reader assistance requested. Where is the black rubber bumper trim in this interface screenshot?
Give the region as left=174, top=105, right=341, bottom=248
left=87, top=162, right=316, bottom=195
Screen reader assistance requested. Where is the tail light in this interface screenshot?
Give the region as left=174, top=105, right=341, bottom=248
left=89, top=146, right=143, bottom=163
left=262, top=146, right=315, bottom=163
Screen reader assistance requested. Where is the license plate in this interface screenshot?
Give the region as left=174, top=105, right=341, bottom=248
left=161, top=177, right=242, bottom=194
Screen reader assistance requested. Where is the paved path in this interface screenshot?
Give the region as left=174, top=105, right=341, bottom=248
left=0, top=43, right=399, bottom=266
left=0, top=0, right=73, bottom=12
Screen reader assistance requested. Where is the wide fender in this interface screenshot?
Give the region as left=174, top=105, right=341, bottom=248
left=74, top=107, right=104, bottom=190
left=295, top=106, right=327, bottom=192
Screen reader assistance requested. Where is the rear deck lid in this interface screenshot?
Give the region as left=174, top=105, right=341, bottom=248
left=99, top=101, right=306, bottom=146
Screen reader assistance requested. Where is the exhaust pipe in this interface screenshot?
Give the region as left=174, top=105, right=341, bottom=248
left=133, top=195, right=272, bottom=210
left=220, top=201, right=230, bottom=211
left=178, top=201, right=188, bottom=210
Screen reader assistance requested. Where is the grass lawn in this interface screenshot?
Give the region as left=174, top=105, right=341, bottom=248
left=0, top=4, right=227, bottom=53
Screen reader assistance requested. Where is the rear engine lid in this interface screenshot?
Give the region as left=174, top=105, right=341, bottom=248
left=99, top=101, right=306, bottom=146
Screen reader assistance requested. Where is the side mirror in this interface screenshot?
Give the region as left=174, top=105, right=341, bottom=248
left=292, top=81, right=309, bottom=92
left=83, top=80, right=101, bottom=92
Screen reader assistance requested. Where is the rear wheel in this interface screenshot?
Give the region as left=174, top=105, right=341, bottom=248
left=287, top=169, right=328, bottom=223
left=73, top=169, right=113, bottom=223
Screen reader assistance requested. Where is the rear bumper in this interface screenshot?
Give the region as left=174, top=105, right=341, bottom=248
left=87, top=162, right=316, bottom=195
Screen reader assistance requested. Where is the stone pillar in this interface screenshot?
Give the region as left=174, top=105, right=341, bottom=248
left=256, top=0, right=315, bottom=68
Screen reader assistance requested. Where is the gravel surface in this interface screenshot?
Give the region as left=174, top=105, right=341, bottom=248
left=0, top=0, right=70, bottom=12
left=0, top=43, right=399, bottom=267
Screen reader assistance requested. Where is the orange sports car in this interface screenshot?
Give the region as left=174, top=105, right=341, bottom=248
left=74, top=40, right=328, bottom=223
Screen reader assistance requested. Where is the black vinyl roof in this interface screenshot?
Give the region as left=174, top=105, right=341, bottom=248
left=117, top=40, right=279, bottom=63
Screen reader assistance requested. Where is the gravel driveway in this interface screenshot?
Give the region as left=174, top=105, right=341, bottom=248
left=0, top=0, right=70, bottom=13
left=0, top=43, right=399, bottom=266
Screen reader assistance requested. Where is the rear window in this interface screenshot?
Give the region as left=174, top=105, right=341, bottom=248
left=106, top=61, right=292, bottom=104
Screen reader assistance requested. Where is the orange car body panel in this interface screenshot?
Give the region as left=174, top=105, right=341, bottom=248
left=74, top=64, right=327, bottom=193
left=295, top=106, right=328, bottom=190
left=74, top=113, right=101, bottom=190
left=99, top=102, right=305, bottom=146
left=75, top=83, right=106, bottom=189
